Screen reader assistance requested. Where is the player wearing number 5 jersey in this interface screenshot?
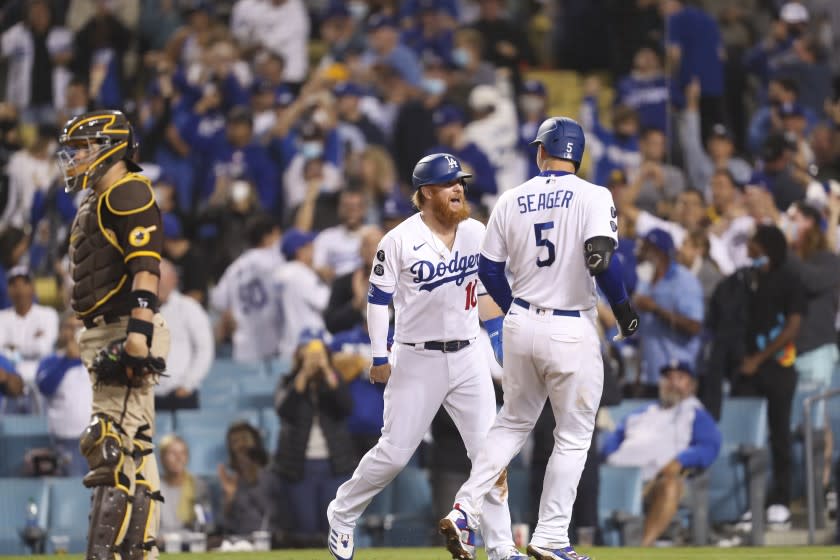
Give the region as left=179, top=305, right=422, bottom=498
left=327, top=153, right=525, bottom=560
left=441, top=117, right=640, bottom=560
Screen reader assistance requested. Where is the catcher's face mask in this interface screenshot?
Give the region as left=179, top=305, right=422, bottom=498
left=57, top=137, right=118, bottom=193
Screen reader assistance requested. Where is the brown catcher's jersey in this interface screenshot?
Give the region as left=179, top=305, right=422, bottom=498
left=68, top=172, right=163, bottom=318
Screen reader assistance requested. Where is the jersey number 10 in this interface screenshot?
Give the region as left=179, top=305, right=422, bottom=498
left=534, top=222, right=556, bottom=267
left=464, top=279, right=478, bottom=310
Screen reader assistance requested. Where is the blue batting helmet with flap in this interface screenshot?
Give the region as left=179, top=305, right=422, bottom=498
left=530, top=117, right=585, bottom=168
left=411, top=153, right=472, bottom=189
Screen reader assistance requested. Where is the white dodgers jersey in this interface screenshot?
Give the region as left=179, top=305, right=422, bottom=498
left=210, top=246, right=285, bottom=362
left=482, top=171, right=618, bottom=310
left=371, top=214, right=486, bottom=343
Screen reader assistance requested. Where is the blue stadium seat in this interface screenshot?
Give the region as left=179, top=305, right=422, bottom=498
left=708, top=397, right=768, bottom=544
left=205, top=359, right=262, bottom=382
left=46, top=477, right=89, bottom=554
left=155, top=411, right=175, bottom=437
left=383, top=467, right=434, bottom=547
left=264, top=357, right=292, bottom=378
left=174, top=407, right=260, bottom=432
left=198, top=384, right=241, bottom=410
left=0, top=478, right=49, bottom=555
left=180, top=426, right=228, bottom=477
left=0, top=414, right=51, bottom=476
left=598, top=465, right=643, bottom=547
left=604, top=399, right=654, bottom=429
left=237, top=377, right=278, bottom=410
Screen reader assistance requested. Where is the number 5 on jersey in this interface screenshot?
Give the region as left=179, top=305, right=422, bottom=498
left=534, top=221, right=555, bottom=267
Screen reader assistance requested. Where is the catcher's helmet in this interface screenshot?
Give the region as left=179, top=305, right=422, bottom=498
left=530, top=117, right=585, bottom=169
left=57, top=110, right=141, bottom=194
left=411, top=153, right=472, bottom=189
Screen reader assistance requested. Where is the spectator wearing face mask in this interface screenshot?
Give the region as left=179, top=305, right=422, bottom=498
left=201, top=106, right=280, bottom=213
left=732, top=225, right=805, bottom=530
left=631, top=229, right=704, bottom=398
left=283, top=120, right=344, bottom=217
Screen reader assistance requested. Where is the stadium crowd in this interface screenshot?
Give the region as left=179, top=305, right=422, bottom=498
left=2, top=0, right=840, bottom=551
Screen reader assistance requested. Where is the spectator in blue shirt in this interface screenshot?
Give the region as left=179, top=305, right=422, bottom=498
left=400, top=0, right=459, bottom=24
left=401, top=0, right=454, bottom=63
left=615, top=45, right=668, bottom=133
left=602, top=360, right=721, bottom=547
left=580, top=77, right=641, bottom=187
left=364, top=13, right=423, bottom=88
left=427, top=105, right=497, bottom=204
left=202, top=106, right=280, bottom=213
left=747, top=76, right=817, bottom=156
left=661, top=0, right=725, bottom=142
left=632, top=228, right=704, bottom=398
left=35, top=314, right=90, bottom=476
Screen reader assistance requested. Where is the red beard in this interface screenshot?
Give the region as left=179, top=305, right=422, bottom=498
left=430, top=191, right=470, bottom=228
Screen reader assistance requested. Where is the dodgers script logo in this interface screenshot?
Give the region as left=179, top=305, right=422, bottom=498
left=411, top=251, right=478, bottom=292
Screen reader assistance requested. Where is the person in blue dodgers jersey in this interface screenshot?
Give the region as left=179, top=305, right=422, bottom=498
left=440, top=117, right=640, bottom=560
left=327, top=153, right=525, bottom=560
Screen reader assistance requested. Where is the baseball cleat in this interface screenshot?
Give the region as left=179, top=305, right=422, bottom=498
left=527, top=543, right=591, bottom=560
left=439, top=505, right=476, bottom=560
left=327, top=528, right=354, bottom=560
left=500, top=549, right=529, bottom=560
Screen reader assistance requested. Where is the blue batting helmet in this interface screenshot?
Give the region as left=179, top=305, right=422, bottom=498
left=530, top=117, right=585, bottom=168
left=411, top=153, right=472, bottom=189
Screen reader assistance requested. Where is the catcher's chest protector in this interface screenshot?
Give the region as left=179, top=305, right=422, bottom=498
left=69, top=191, right=126, bottom=316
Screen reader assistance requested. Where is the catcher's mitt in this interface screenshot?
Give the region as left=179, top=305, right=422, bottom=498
left=91, top=339, right=166, bottom=388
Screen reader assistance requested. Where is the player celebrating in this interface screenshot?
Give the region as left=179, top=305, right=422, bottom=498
left=327, top=153, right=525, bottom=560
left=440, top=118, right=639, bottom=560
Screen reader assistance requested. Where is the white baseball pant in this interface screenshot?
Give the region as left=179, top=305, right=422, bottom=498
left=453, top=304, right=603, bottom=548
left=328, top=341, right=516, bottom=559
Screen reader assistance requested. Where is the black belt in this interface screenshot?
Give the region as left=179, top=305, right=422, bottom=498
left=405, top=340, right=472, bottom=353
left=513, top=298, right=580, bottom=317
left=83, top=312, right=125, bottom=329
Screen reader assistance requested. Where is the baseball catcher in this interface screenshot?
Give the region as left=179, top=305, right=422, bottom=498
left=59, top=110, right=171, bottom=559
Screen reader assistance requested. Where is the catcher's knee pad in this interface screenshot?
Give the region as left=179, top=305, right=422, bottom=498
left=86, top=485, right=130, bottom=560
left=130, top=424, right=155, bottom=470
left=120, top=476, right=164, bottom=560
left=79, top=413, right=130, bottom=490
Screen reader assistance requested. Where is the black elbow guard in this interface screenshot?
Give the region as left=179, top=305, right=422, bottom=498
left=583, top=236, right=616, bottom=276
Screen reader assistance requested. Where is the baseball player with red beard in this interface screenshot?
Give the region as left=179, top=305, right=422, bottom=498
left=327, top=153, right=525, bottom=560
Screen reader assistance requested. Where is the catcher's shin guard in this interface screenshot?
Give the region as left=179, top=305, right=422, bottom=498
left=120, top=479, right=164, bottom=559
left=120, top=425, right=163, bottom=559
left=79, top=413, right=131, bottom=490
left=86, top=485, right=131, bottom=560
